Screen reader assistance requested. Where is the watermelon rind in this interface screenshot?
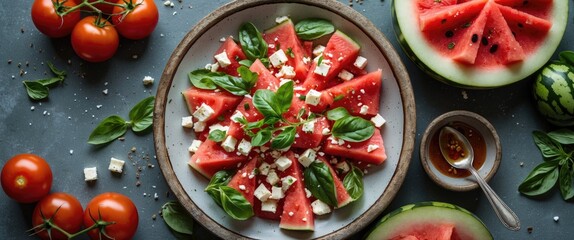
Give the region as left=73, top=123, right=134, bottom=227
left=392, top=0, right=569, bottom=89
left=533, top=61, right=574, bottom=126
left=365, top=201, right=493, bottom=240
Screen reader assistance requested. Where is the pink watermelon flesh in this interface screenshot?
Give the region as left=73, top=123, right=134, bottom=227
left=226, top=98, right=263, bottom=141
left=292, top=116, right=330, bottom=149
left=302, top=30, right=360, bottom=91
left=279, top=152, right=314, bottom=231
left=228, top=155, right=259, bottom=206
left=302, top=41, right=314, bottom=58
left=316, top=156, right=353, bottom=208
left=389, top=223, right=454, bottom=240
left=214, top=37, right=247, bottom=76
left=419, top=0, right=552, bottom=67
left=323, top=129, right=387, bottom=165
left=188, top=139, right=247, bottom=178
left=321, top=69, right=382, bottom=117
left=249, top=58, right=281, bottom=94
left=264, top=19, right=310, bottom=81
left=182, top=87, right=243, bottom=125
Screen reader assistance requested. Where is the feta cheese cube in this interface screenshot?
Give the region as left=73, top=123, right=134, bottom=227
left=311, top=199, right=332, bottom=215
left=193, top=121, right=206, bottom=132
left=359, top=105, right=369, bottom=115
left=259, top=162, right=271, bottom=175
left=336, top=161, right=350, bottom=174
left=281, top=176, right=297, bottom=192
left=269, top=49, right=289, bottom=67
left=214, top=51, right=231, bottom=67
left=142, top=76, right=154, bottom=86
left=254, top=184, right=272, bottom=202
left=275, top=156, right=292, bottom=171
left=302, top=119, right=316, bottom=133
left=305, top=188, right=312, bottom=198
left=313, top=61, right=331, bottom=77
left=312, top=45, right=325, bottom=57
left=322, top=127, right=331, bottom=135
left=84, top=167, right=98, bottom=181
left=302, top=57, right=311, bottom=64
left=192, top=103, right=215, bottom=122
left=209, top=123, right=229, bottom=133
left=370, top=114, right=386, bottom=128
left=367, top=144, right=380, bottom=153
left=278, top=65, right=296, bottom=79
left=261, top=199, right=278, bottom=213
left=230, top=111, right=244, bottom=123
left=188, top=140, right=203, bottom=153
left=270, top=186, right=285, bottom=200
left=305, top=89, right=322, bottom=106
left=275, top=16, right=289, bottom=24
left=353, top=56, right=368, bottom=69
left=298, top=149, right=317, bottom=167
left=221, top=136, right=238, bottom=153
left=266, top=169, right=280, bottom=185
left=205, top=62, right=220, bottom=72
left=108, top=157, right=125, bottom=173
left=338, top=69, right=354, bottom=81
left=181, top=116, right=194, bottom=128
left=237, top=139, right=252, bottom=156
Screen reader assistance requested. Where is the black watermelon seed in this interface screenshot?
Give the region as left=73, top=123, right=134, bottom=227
left=523, top=1, right=529, bottom=5
left=518, top=23, right=524, bottom=28
left=445, top=30, right=454, bottom=38
left=441, top=19, right=447, bottom=24
left=471, top=34, right=478, bottom=43
left=512, top=31, right=516, bottom=37
left=489, top=44, right=499, bottom=54
left=481, top=37, right=489, bottom=46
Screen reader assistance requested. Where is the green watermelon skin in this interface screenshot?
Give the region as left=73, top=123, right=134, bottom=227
left=533, top=62, right=574, bottom=126
left=365, top=202, right=493, bottom=240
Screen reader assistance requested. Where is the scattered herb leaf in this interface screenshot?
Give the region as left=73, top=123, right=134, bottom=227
left=162, top=201, right=194, bottom=237
left=295, top=18, right=335, bottom=40
left=304, top=161, right=338, bottom=207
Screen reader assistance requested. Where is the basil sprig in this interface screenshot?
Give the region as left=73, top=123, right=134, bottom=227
left=295, top=18, right=335, bottom=40
left=205, top=171, right=254, bottom=220
left=161, top=201, right=194, bottom=238
left=23, top=62, right=66, bottom=100
left=519, top=129, right=574, bottom=200
left=239, top=22, right=268, bottom=62
left=208, top=129, right=226, bottom=142
left=326, top=107, right=375, bottom=142
left=304, top=161, right=338, bottom=207
left=343, top=165, right=364, bottom=200
left=88, top=96, right=155, bottom=145
left=188, top=66, right=257, bottom=96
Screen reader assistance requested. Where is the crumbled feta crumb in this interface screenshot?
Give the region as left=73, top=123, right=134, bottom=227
left=259, top=162, right=271, bottom=176
left=205, top=62, right=220, bottom=72
left=311, top=199, right=332, bottom=215
left=230, top=111, right=244, bottom=123
left=30, top=106, right=35, bottom=111
left=214, top=51, right=232, bottom=67
left=353, top=56, right=368, bottom=69
left=302, top=119, right=316, bottom=133
left=367, top=144, right=379, bottom=153
left=288, top=211, right=294, bottom=216
left=281, top=176, right=297, bottom=192
left=275, top=16, right=289, bottom=24
left=554, top=216, right=559, bottom=222
left=322, top=128, right=331, bottom=135
left=275, top=156, right=292, bottom=171
left=108, top=157, right=125, bottom=173
left=302, top=57, right=311, bottom=64
left=181, top=116, right=194, bottom=128
left=209, top=123, right=229, bottom=133
left=269, top=49, right=289, bottom=67
left=279, top=78, right=292, bottom=86
left=336, top=161, right=350, bottom=174
left=312, top=45, right=325, bottom=57
left=84, top=167, right=98, bottom=181
left=298, top=149, right=317, bottom=167
left=239, top=185, right=246, bottom=191
left=219, top=37, right=226, bottom=42
left=143, top=76, right=154, bottom=86
left=277, top=65, right=296, bottom=79
left=370, top=114, right=386, bottom=128
left=305, top=188, right=312, bottom=198
left=188, top=140, right=202, bottom=153
left=305, top=89, right=322, bottom=106
left=193, top=121, right=205, bottom=132
left=102, top=89, right=108, bottom=95
left=359, top=105, right=369, bottom=115
left=314, top=61, right=331, bottom=76
left=221, top=136, right=238, bottom=153
left=338, top=69, right=354, bottom=81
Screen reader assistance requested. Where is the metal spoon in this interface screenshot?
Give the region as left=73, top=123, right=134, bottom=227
left=439, top=126, right=520, bottom=231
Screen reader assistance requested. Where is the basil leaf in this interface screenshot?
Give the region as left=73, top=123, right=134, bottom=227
left=518, top=161, right=560, bottom=197
left=271, top=127, right=296, bottom=149
left=47, top=61, right=66, bottom=77
left=533, top=131, right=564, bottom=161
left=208, top=129, right=226, bottom=142
left=23, top=81, right=49, bottom=100
left=304, top=161, right=338, bottom=207
left=238, top=59, right=254, bottom=67
left=296, top=108, right=306, bottom=120
left=343, top=165, right=364, bottom=200
left=161, top=201, right=194, bottom=236
left=205, top=171, right=232, bottom=207
left=212, top=76, right=252, bottom=96
left=253, top=89, right=282, bottom=118
left=326, top=107, right=350, bottom=121
left=219, top=186, right=254, bottom=220
left=239, top=22, right=267, bottom=60
left=331, top=116, right=375, bottom=142
left=37, top=76, right=64, bottom=88
left=559, top=161, right=574, bottom=200
left=295, top=18, right=335, bottom=40
left=129, top=96, right=155, bottom=132
left=237, top=65, right=258, bottom=91
left=251, top=129, right=272, bottom=147
left=275, top=80, right=293, bottom=113
left=559, top=51, right=574, bottom=67
left=188, top=69, right=218, bottom=90
left=87, top=115, right=128, bottom=145
left=547, top=129, right=574, bottom=145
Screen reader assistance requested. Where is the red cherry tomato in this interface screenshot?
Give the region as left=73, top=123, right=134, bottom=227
left=32, top=193, right=84, bottom=240
left=88, top=0, right=117, bottom=14
left=111, top=0, right=158, bottom=40
left=31, top=0, right=81, bottom=38
left=83, top=192, right=139, bottom=240
left=71, top=16, right=119, bottom=62
left=1, top=153, right=53, bottom=203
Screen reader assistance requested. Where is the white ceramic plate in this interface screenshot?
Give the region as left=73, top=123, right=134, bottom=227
left=154, top=0, right=415, bottom=239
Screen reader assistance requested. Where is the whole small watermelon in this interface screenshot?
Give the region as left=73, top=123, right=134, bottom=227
left=533, top=51, right=574, bottom=127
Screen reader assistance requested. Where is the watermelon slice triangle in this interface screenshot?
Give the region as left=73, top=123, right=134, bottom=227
left=228, top=155, right=260, bottom=206
left=214, top=37, right=247, bottom=77
left=264, top=19, right=310, bottom=81
left=323, top=129, right=387, bottom=165
left=279, top=153, right=314, bottom=231
left=188, top=139, right=247, bottom=178
left=182, top=87, right=243, bottom=125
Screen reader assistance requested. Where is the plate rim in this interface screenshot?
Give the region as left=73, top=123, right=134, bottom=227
left=153, top=0, right=416, bottom=239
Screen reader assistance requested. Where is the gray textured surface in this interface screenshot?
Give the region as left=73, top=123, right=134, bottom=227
left=1, top=0, right=573, bottom=239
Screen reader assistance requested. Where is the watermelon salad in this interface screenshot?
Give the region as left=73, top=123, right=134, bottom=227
left=393, top=0, right=569, bottom=88
left=180, top=17, right=387, bottom=231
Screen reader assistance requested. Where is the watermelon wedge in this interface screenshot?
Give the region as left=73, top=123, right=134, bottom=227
left=249, top=59, right=281, bottom=94
left=182, top=87, right=243, bottom=125
left=279, top=152, right=314, bottom=231
left=393, top=0, right=568, bottom=88
left=292, top=116, right=330, bottom=149
left=228, top=155, right=259, bottom=205
left=323, top=129, right=387, bottom=165
left=264, top=19, right=310, bottom=81
left=214, top=37, right=247, bottom=76
left=316, top=156, right=353, bottom=208
left=188, top=139, right=247, bottom=178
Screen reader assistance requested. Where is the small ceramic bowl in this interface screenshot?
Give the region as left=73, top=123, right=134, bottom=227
left=420, top=110, right=501, bottom=191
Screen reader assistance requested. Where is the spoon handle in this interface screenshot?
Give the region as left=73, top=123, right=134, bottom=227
left=469, top=168, right=521, bottom=231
